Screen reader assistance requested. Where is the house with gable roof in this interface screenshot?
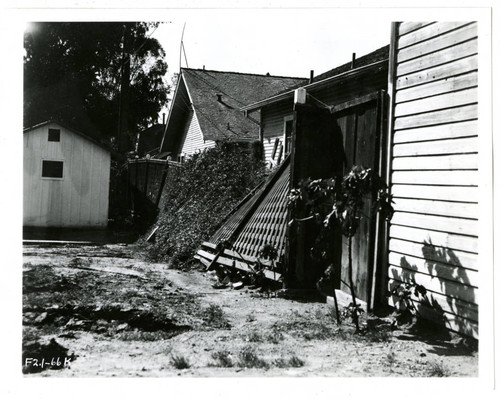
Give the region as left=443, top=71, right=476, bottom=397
left=159, top=68, right=307, bottom=162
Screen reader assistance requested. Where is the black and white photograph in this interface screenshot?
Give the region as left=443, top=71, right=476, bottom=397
left=1, top=1, right=497, bottom=399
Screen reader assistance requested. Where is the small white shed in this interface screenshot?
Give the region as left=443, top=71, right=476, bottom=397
left=23, top=121, right=111, bottom=228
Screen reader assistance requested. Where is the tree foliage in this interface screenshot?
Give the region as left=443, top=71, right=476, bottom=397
left=24, top=22, right=170, bottom=147
left=149, top=141, right=267, bottom=267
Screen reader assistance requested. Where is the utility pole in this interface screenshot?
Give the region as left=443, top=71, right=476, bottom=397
left=118, top=23, right=132, bottom=155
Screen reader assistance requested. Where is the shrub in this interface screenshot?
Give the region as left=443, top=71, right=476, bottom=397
left=149, top=141, right=266, bottom=267
left=203, top=304, right=230, bottom=329
left=211, top=350, right=234, bottom=368
left=170, top=354, right=190, bottom=369
left=237, top=345, right=269, bottom=369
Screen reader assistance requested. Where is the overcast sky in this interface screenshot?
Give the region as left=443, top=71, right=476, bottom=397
left=152, top=9, right=392, bottom=84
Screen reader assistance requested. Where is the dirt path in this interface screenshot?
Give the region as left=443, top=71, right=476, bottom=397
left=22, top=243, right=477, bottom=377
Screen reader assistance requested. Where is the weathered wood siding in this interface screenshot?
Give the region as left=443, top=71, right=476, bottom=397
left=23, top=122, right=110, bottom=227
left=387, top=22, right=478, bottom=337
left=180, top=111, right=216, bottom=156
left=261, top=99, right=295, bottom=165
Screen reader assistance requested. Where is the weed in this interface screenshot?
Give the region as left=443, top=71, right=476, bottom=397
left=246, top=312, right=256, bottom=323
left=203, top=304, right=230, bottom=329
left=386, top=351, right=396, bottom=366
left=237, top=346, right=269, bottom=369
left=273, top=355, right=305, bottom=368
left=246, top=331, right=263, bottom=343
left=211, top=350, right=234, bottom=368
left=426, top=361, right=450, bottom=377
left=267, top=327, right=284, bottom=344
left=170, top=354, right=190, bottom=369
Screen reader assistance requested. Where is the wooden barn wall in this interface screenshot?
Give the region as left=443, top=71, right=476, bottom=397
left=387, top=22, right=478, bottom=337
left=180, top=111, right=216, bottom=157
left=23, top=122, right=110, bottom=227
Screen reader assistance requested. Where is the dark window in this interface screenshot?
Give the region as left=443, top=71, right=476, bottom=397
left=42, top=160, right=64, bottom=178
left=48, top=128, right=61, bottom=142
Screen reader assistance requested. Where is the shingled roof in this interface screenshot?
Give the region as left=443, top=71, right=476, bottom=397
left=241, top=45, right=390, bottom=112
left=181, top=68, right=307, bottom=141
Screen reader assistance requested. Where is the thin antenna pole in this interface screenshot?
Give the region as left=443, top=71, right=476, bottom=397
left=182, top=42, right=189, bottom=68
left=179, top=22, right=186, bottom=71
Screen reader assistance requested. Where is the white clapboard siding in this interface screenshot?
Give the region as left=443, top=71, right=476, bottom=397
left=395, top=87, right=477, bottom=116
left=263, top=135, right=282, bottom=165
left=388, top=238, right=477, bottom=270
left=391, top=184, right=477, bottom=203
left=387, top=22, right=478, bottom=336
left=394, top=104, right=477, bottom=130
left=391, top=212, right=477, bottom=237
left=392, top=170, right=477, bottom=185
left=393, top=136, right=477, bottom=157
left=393, top=120, right=477, bottom=144
left=396, top=55, right=477, bottom=90
left=180, top=111, right=216, bottom=156
left=395, top=71, right=477, bottom=104
left=388, top=252, right=478, bottom=287
left=392, top=198, right=477, bottom=219
left=392, top=154, right=477, bottom=170
left=389, top=225, right=478, bottom=253
left=388, top=265, right=478, bottom=304
left=397, top=23, right=477, bottom=63
left=397, top=39, right=478, bottom=77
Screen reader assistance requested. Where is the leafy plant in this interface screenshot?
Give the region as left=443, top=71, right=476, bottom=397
left=289, top=166, right=394, bottom=332
left=273, top=355, right=305, bottom=368
left=389, top=281, right=428, bottom=326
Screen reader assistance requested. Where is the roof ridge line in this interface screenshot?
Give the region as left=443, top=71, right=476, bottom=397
left=181, top=67, right=307, bottom=81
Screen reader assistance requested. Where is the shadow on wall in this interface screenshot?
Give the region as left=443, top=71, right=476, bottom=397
left=389, top=238, right=477, bottom=338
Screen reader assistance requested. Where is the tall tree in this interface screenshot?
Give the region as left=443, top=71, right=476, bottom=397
left=24, top=22, right=170, bottom=151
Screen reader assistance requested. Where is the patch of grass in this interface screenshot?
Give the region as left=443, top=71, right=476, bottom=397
left=426, top=361, right=450, bottom=377
left=237, top=346, right=269, bottom=369
left=203, top=304, right=230, bottom=329
left=273, top=355, right=305, bottom=368
left=211, top=350, right=234, bottom=368
left=170, top=354, right=190, bottom=370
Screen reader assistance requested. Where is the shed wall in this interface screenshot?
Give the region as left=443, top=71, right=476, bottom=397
left=387, top=22, right=478, bottom=337
left=23, top=122, right=110, bottom=227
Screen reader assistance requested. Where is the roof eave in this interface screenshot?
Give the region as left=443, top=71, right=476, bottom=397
left=241, top=59, right=388, bottom=113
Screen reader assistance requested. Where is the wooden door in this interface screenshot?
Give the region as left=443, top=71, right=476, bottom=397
left=288, top=91, right=386, bottom=305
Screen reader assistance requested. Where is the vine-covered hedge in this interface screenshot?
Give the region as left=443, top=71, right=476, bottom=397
left=148, top=141, right=266, bottom=267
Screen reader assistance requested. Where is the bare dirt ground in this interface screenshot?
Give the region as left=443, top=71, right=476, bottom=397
left=22, top=243, right=478, bottom=377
